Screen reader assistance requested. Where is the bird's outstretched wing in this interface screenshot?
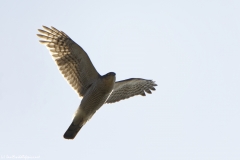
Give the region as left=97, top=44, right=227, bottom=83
left=105, top=78, right=157, bottom=103
left=37, top=26, right=100, bottom=97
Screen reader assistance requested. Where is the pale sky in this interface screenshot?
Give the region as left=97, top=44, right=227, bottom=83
left=0, top=0, right=240, bottom=159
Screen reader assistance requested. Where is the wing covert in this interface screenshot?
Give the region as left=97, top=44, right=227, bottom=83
left=105, top=78, right=157, bottom=104
left=37, top=26, right=100, bottom=97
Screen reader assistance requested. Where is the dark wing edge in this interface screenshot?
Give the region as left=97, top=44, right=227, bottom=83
left=37, top=26, right=100, bottom=97
left=105, top=78, right=157, bottom=104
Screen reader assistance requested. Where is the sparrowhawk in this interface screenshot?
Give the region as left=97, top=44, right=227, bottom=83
left=37, top=26, right=157, bottom=139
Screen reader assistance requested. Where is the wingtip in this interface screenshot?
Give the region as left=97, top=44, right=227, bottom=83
left=145, top=89, right=152, bottom=94
left=36, top=34, right=42, bottom=38
left=39, top=40, right=49, bottom=44
left=152, top=80, right=157, bottom=86
left=42, top=25, right=51, bottom=31
left=42, top=25, right=47, bottom=28
left=51, top=26, right=56, bottom=29
left=150, top=87, right=156, bottom=91
left=140, top=92, right=146, bottom=96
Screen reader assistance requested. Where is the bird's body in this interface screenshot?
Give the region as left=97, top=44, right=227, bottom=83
left=37, top=26, right=157, bottom=139
left=64, top=72, right=116, bottom=139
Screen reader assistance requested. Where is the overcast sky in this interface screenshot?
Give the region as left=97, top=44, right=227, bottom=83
left=0, top=0, right=240, bottom=159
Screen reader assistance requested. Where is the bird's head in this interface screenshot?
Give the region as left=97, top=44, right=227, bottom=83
left=102, top=72, right=116, bottom=82
left=104, top=72, right=116, bottom=77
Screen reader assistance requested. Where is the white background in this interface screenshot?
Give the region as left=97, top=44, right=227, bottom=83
left=0, top=0, right=240, bottom=159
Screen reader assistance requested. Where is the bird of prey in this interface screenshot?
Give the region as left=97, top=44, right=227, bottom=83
left=37, top=26, right=157, bottom=139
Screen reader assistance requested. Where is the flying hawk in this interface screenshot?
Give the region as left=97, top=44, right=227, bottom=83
left=37, top=26, right=157, bottom=139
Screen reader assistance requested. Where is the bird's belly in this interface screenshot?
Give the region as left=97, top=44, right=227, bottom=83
left=77, top=86, right=111, bottom=121
left=81, top=91, right=109, bottom=113
left=73, top=77, right=115, bottom=124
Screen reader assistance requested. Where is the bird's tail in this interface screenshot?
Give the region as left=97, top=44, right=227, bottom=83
left=63, top=121, right=84, bottom=139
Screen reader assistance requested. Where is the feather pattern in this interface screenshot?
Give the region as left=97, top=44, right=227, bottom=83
left=37, top=26, right=100, bottom=97
left=105, top=78, right=157, bottom=103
